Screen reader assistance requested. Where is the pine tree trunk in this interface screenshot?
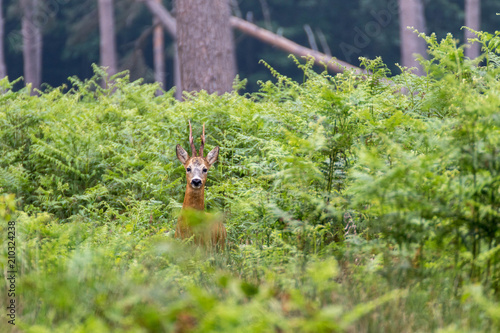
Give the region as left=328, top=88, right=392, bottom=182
left=153, top=0, right=165, bottom=93
left=465, top=0, right=481, bottom=59
left=174, top=44, right=182, bottom=100
left=98, top=0, right=118, bottom=77
left=21, top=0, right=42, bottom=92
left=0, top=0, right=7, bottom=79
left=176, top=0, right=236, bottom=94
left=398, top=0, right=427, bottom=75
left=143, top=0, right=363, bottom=76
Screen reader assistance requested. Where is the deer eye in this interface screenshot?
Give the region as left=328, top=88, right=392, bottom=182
left=203, top=168, right=208, bottom=173
left=186, top=167, right=191, bottom=172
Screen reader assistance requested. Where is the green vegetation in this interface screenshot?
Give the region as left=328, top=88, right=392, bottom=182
left=4, top=0, right=500, bottom=92
left=1, top=31, right=500, bottom=332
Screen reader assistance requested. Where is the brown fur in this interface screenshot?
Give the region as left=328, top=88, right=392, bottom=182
left=175, top=122, right=226, bottom=249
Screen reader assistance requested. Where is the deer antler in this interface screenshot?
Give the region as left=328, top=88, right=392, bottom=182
left=199, top=123, right=205, bottom=157
left=188, top=120, right=197, bottom=157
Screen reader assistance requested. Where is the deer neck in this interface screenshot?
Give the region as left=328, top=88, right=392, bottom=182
left=182, top=185, right=205, bottom=211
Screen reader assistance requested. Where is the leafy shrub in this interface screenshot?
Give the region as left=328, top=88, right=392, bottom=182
left=0, top=31, right=499, bottom=332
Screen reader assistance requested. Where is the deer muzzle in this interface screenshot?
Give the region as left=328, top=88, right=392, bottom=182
left=191, top=178, right=202, bottom=188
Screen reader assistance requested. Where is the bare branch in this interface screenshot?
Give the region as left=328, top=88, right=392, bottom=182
left=316, top=28, right=332, bottom=57
left=230, top=0, right=242, bottom=18
left=230, top=16, right=366, bottom=74
left=259, top=0, right=272, bottom=30
left=303, top=24, right=318, bottom=52
left=139, top=0, right=365, bottom=74
left=140, top=0, right=176, bottom=37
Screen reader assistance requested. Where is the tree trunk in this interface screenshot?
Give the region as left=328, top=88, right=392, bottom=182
left=398, top=0, right=427, bottom=75
left=176, top=0, right=236, bottom=94
left=153, top=0, right=165, bottom=93
left=0, top=0, right=7, bottom=79
left=141, top=0, right=364, bottom=75
left=98, top=0, right=118, bottom=77
left=174, top=44, right=182, bottom=100
left=21, top=0, right=42, bottom=92
left=464, top=0, right=481, bottom=59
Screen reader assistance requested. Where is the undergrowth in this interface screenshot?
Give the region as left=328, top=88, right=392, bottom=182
left=0, top=30, right=499, bottom=332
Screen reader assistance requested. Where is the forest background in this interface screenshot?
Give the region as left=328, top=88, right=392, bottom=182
left=1, top=0, right=498, bottom=93
left=1, top=0, right=500, bottom=332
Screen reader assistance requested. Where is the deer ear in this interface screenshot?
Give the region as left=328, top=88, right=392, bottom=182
left=176, top=144, right=189, bottom=165
left=206, top=146, right=219, bottom=166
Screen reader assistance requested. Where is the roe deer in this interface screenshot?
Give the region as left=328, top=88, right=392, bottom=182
left=175, top=121, right=226, bottom=248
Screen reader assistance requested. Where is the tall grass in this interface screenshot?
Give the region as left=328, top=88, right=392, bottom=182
left=0, top=31, right=499, bottom=332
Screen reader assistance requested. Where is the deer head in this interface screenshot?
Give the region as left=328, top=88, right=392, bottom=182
left=176, top=121, right=219, bottom=191
left=175, top=121, right=225, bottom=248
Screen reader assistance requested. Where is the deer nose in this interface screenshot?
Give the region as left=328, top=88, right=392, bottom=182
left=191, top=178, right=202, bottom=187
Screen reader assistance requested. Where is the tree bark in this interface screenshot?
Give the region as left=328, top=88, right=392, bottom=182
left=176, top=0, right=236, bottom=94
left=174, top=44, right=182, bottom=100
left=398, top=0, right=427, bottom=75
left=153, top=0, right=165, bottom=92
left=230, top=17, right=365, bottom=74
left=464, top=0, right=481, bottom=59
left=21, top=0, right=42, bottom=92
left=0, top=0, right=6, bottom=79
left=98, top=0, right=118, bottom=77
left=140, top=0, right=364, bottom=75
